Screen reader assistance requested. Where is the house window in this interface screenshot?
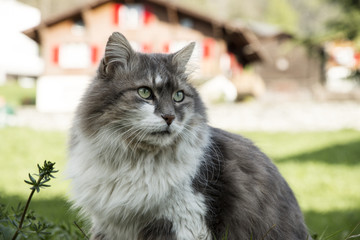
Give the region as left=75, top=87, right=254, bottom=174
left=58, top=43, right=91, bottom=69
left=52, top=43, right=98, bottom=68
left=71, top=18, right=86, bottom=36
left=169, top=41, right=191, bottom=53
left=169, top=41, right=201, bottom=61
left=167, top=39, right=214, bottom=60
left=113, top=4, right=154, bottom=29
left=180, top=18, right=194, bottom=28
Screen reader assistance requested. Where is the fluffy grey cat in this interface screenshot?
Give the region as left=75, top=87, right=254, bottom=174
left=67, top=32, right=310, bottom=240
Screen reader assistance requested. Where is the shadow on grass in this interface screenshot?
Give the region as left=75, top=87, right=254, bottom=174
left=0, top=194, right=80, bottom=225
left=277, top=139, right=360, bottom=165
left=305, top=208, right=360, bottom=239
left=0, top=194, right=90, bottom=239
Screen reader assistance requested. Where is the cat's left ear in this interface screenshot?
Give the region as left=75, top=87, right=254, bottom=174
left=172, top=42, right=195, bottom=70
left=100, top=32, right=135, bottom=75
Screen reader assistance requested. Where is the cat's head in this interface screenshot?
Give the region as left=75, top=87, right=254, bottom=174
left=77, top=32, right=207, bottom=149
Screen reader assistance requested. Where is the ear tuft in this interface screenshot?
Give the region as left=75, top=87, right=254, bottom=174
left=172, top=42, right=195, bottom=70
left=102, top=32, right=135, bottom=74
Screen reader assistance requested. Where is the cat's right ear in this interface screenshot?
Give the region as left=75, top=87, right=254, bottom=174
left=172, top=42, right=195, bottom=70
left=100, top=32, right=135, bottom=75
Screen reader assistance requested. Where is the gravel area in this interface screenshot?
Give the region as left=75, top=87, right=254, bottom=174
left=13, top=100, right=360, bottom=132
left=15, top=107, right=74, bottom=131
left=207, top=100, right=360, bottom=132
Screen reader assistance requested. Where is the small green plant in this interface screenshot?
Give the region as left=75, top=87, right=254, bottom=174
left=0, top=161, right=57, bottom=239
left=0, top=160, right=89, bottom=240
left=10, top=160, right=58, bottom=240
left=0, top=160, right=88, bottom=240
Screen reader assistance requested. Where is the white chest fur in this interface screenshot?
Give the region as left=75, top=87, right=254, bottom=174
left=67, top=130, right=211, bottom=240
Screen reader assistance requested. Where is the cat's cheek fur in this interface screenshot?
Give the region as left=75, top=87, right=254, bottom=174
left=138, top=104, right=163, bottom=128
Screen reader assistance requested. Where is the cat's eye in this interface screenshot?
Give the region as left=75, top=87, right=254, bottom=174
left=138, top=87, right=152, bottom=99
left=173, top=91, right=184, bottom=102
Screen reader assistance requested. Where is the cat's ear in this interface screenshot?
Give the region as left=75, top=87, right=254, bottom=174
left=100, top=32, right=135, bottom=74
left=172, top=42, right=195, bottom=70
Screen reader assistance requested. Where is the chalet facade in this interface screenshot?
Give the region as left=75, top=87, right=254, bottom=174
left=25, top=0, right=263, bottom=112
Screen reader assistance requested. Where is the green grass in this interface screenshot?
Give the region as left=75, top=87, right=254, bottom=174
left=1, top=127, right=360, bottom=238
left=241, top=130, right=360, bottom=239
left=0, top=81, right=36, bottom=107
left=0, top=127, right=73, bottom=225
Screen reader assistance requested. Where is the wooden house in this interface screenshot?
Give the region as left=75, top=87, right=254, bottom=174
left=24, top=0, right=263, bottom=112
left=248, top=21, right=323, bottom=100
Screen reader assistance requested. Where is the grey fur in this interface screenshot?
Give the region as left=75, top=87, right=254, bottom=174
left=194, top=128, right=310, bottom=239
left=68, top=32, right=310, bottom=240
left=104, top=32, right=135, bottom=73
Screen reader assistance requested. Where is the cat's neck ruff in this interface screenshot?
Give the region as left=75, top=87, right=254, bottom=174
left=68, top=123, right=212, bottom=239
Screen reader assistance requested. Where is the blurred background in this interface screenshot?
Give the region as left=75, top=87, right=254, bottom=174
left=0, top=0, right=359, bottom=239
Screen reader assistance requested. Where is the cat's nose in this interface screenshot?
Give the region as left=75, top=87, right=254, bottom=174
left=161, top=114, right=175, bottom=126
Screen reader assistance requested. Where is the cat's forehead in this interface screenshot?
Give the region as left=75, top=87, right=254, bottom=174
left=146, top=53, right=175, bottom=77
left=136, top=53, right=186, bottom=89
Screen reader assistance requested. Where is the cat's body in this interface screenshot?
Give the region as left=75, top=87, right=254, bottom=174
left=67, top=32, right=310, bottom=240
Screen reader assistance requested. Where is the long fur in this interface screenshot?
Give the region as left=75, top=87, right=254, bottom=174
left=67, top=32, right=310, bottom=240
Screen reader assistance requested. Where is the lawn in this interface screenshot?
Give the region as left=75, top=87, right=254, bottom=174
left=1, top=127, right=360, bottom=239
left=243, top=130, right=360, bottom=239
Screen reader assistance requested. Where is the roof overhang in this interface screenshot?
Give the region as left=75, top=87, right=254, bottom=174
left=23, top=0, right=264, bottom=65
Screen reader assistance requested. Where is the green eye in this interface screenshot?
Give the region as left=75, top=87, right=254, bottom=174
left=173, top=90, right=184, bottom=102
left=138, top=87, right=152, bottom=99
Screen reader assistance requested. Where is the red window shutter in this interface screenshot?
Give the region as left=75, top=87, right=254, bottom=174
left=355, top=52, right=360, bottom=66
left=52, top=45, right=59, bottom=64
left=142, top=43, right=152, bottom=53
left=113, top=3, right=122, bottom=25
left=143, top=8, right=154, bottom=25
left=162, top=43, right=170, bottom=53
left=203, top=44, right=210, bottom=58
left=203, top=38, right=215, bottom=59
left=91, top=45, right=98, bottom=64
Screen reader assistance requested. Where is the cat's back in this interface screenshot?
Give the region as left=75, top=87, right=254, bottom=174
left=197, top=127, right=310, bottom=240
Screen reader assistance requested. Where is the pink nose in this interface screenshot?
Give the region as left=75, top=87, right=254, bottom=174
left=161, top=114, right=175, bottom=126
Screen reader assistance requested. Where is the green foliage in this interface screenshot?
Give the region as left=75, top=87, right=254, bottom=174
left=265, top=0, right=299, bottom=33
left=24, top=161, right=58, bottom=193
left=324, top=0, right=360, bottom=50
left=0, top=160, right=86, bottom=239
left=0, top=202, right=85, bottom=240
left=327, top=0, right=360, bottom=11
left=326, top=8, right=360, bottom=43
left=10, top=161, right=58, bottom=239
left=0, top=81, right=36, bottom=107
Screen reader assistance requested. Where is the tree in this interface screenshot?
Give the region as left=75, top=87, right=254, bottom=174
left=265, top=0, right=299, bottom=33
left=326, top=0, right=360, bottom=49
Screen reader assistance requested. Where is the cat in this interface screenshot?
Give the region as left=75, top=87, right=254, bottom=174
left=67, top=32, right=311, bottom=240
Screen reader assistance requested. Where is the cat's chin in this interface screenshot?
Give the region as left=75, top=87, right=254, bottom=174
left=129, top=136, right=176, bottom=151
left=147, top=131, right=175, bottom=145
left=150, top=130, right=171, bottom=135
